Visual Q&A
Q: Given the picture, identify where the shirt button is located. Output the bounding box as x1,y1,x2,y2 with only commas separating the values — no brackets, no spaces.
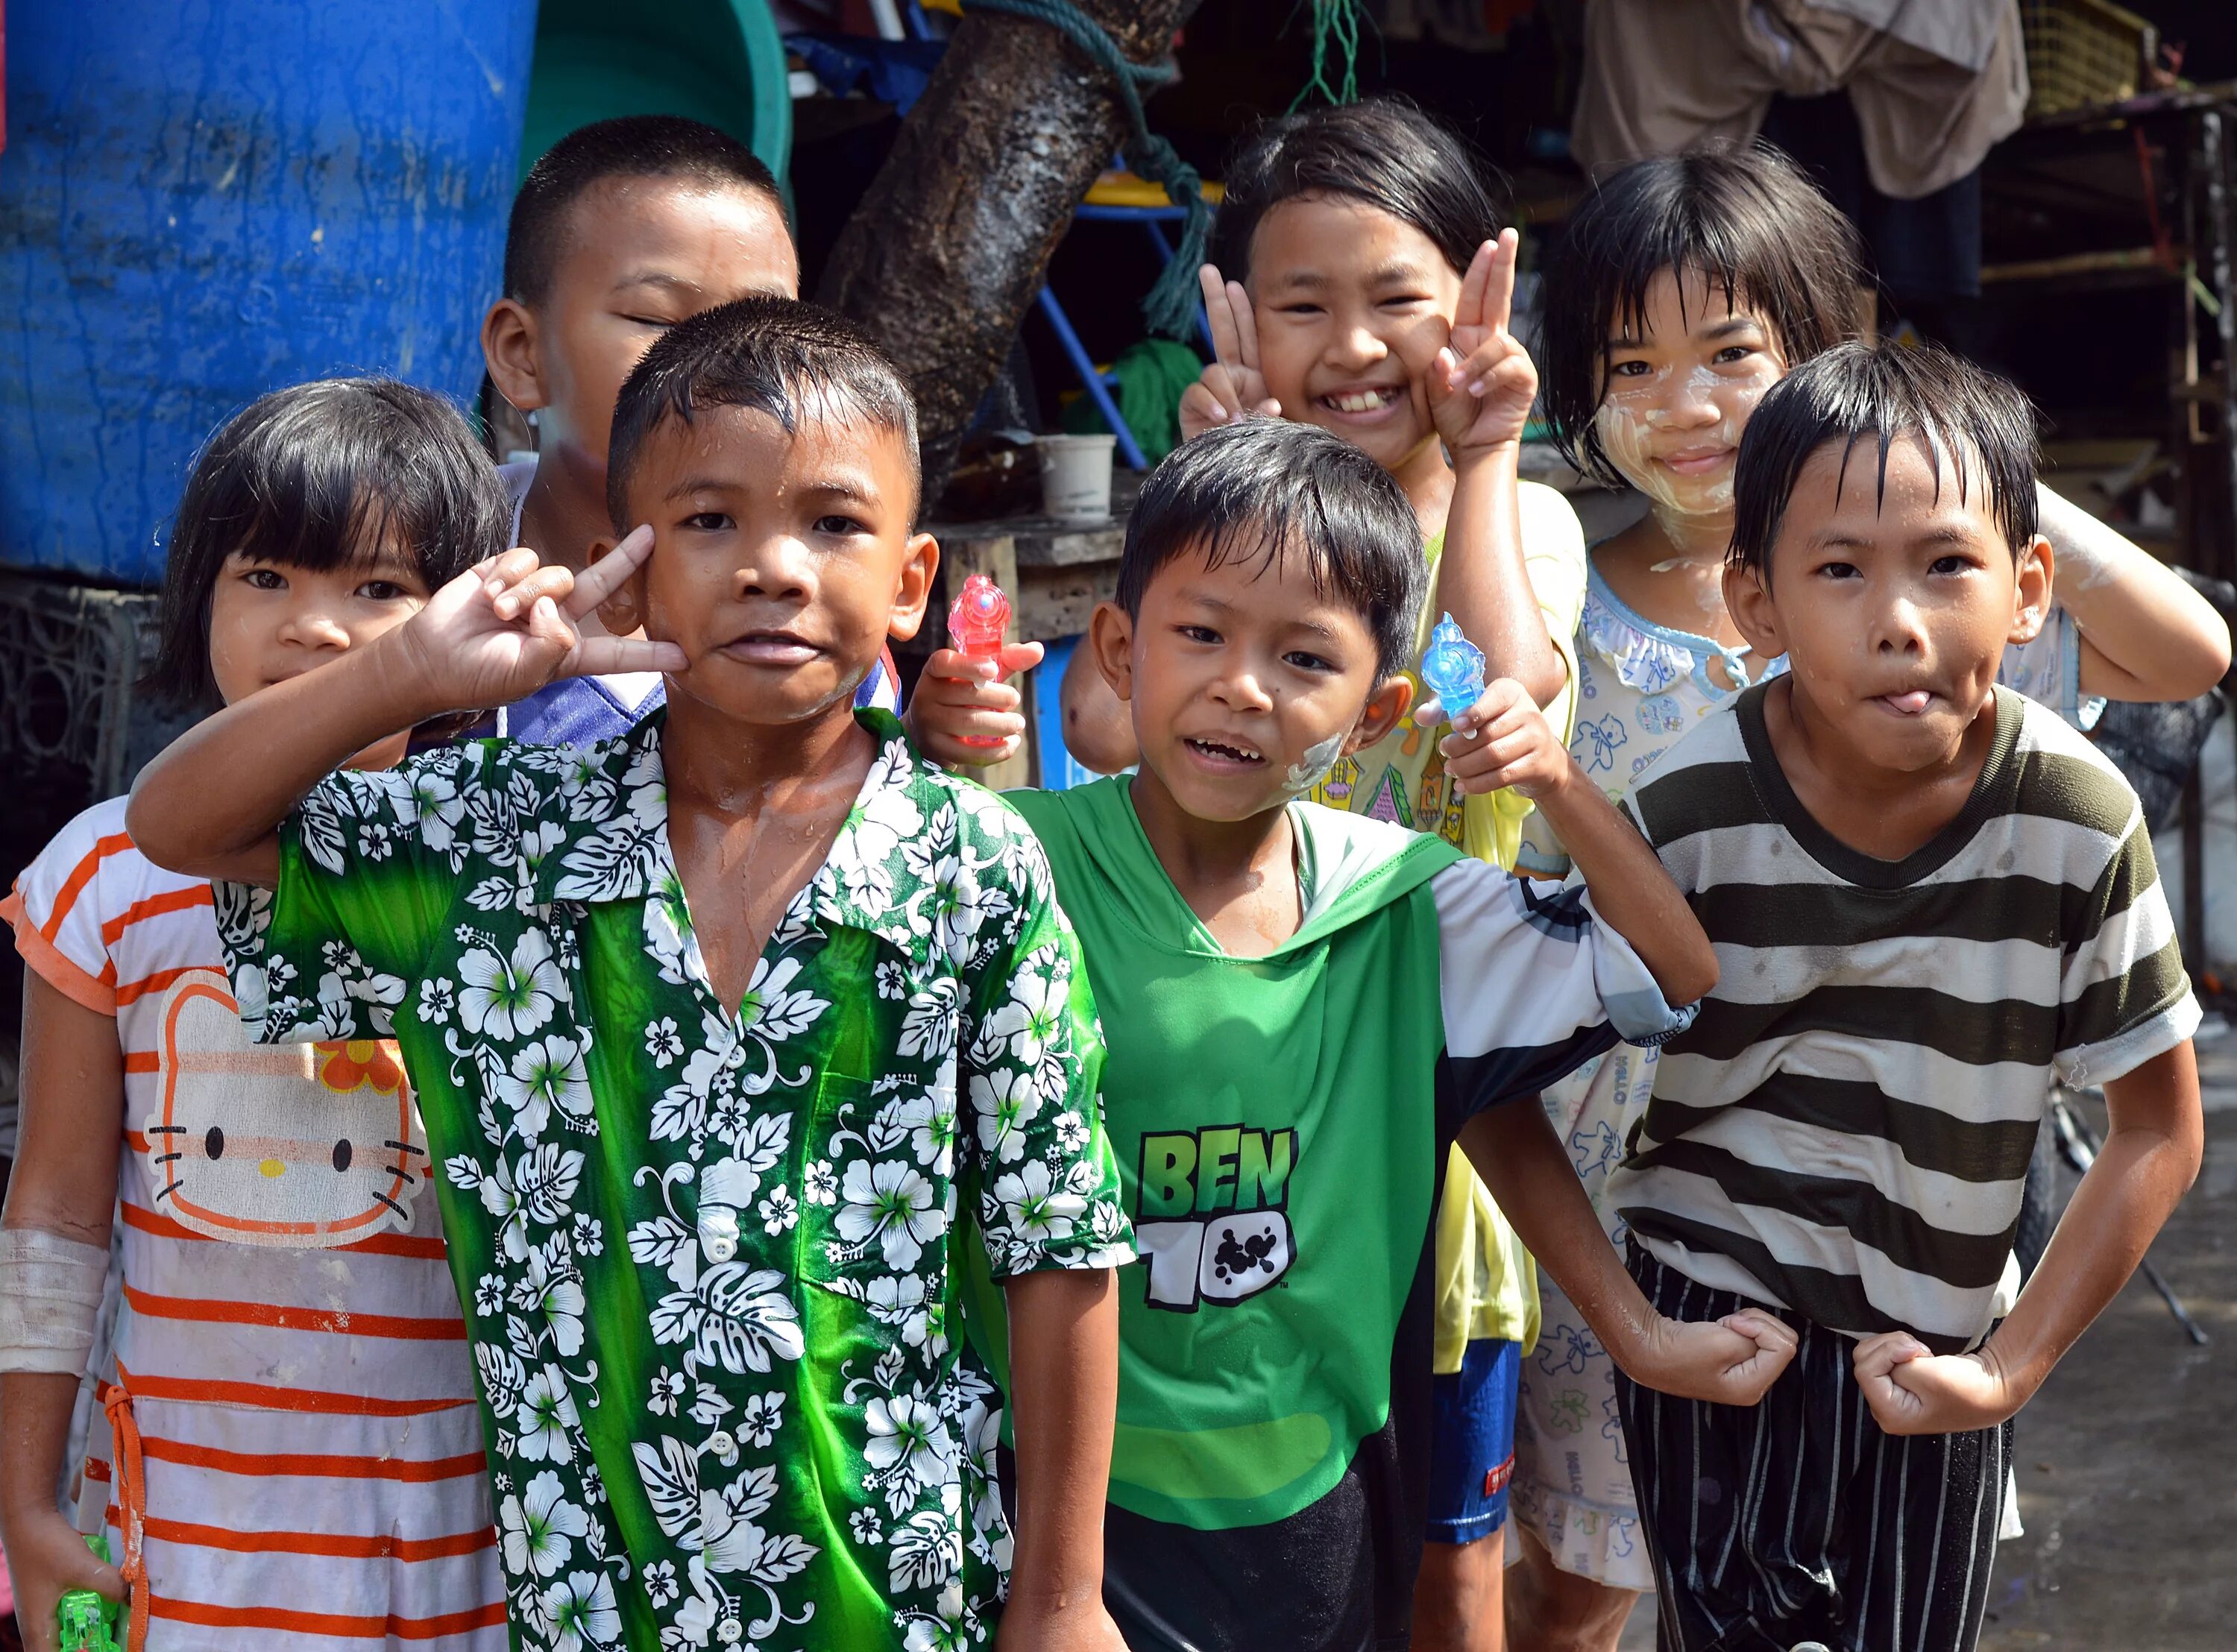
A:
705,1235,737,1262
717,1618,743,1644
707,1429,737,1457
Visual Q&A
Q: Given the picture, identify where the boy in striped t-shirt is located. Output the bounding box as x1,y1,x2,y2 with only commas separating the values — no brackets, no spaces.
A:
1601,343,2203,1652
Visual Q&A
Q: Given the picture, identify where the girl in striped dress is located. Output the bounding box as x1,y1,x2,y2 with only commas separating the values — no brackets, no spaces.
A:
1,381,512,1651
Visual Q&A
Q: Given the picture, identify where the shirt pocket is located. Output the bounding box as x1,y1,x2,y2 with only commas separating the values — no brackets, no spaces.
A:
796,1073,959,1371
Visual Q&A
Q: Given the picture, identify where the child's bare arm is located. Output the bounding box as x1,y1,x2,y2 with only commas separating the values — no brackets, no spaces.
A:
0,976,131,1644
1457,1102,1795,1404
1427,233,1567,708
1435,684,1716,1005
996,1267,1126,1652
1854,1041,2203,1434
129,534,680,886
2036,485,2231,702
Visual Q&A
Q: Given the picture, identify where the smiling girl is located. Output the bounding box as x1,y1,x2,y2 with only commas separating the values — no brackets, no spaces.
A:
1501,142,2232,1652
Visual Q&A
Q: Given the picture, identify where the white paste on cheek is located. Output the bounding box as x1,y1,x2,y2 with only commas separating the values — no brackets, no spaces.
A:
1280,730,1348,796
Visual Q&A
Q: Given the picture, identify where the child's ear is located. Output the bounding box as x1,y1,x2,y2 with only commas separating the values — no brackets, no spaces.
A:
588,537,646,636
1347,672,1415,754
481,298,548,414
886,532,940,643
2010,534,2054,646
1723,561,1784,664
1089,602,1136,702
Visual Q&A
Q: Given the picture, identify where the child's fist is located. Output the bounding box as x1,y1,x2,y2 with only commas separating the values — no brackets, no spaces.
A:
906,642,1045,768
1428,678,1574,799
1852,1331,2023,1435
1632,1307,1798,1407
4,1504,125,1652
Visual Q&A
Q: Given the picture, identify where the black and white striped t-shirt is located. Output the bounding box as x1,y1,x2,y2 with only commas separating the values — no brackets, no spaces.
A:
1607,684,2199,1353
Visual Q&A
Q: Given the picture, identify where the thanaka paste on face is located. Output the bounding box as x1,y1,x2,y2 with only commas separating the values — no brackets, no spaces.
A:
1280,730,1349,798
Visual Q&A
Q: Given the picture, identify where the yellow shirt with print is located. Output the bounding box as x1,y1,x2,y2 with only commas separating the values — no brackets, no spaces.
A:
1305,479,1587,1369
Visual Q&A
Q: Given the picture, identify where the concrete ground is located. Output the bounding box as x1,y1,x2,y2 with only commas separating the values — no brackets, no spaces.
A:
1615,1019,2237,1652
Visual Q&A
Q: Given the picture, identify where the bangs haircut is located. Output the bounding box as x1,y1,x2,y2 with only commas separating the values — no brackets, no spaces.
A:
1212,97,1504,281
1728,341,2041,582
503,115,786,306
1542,142,1868,486
1117,417,1425,680
144,377,508,710
606,297,921,529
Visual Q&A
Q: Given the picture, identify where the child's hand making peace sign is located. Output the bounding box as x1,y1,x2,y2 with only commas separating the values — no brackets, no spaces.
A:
1177,268,1283,441
1425,227,1538,460
392,526,687,716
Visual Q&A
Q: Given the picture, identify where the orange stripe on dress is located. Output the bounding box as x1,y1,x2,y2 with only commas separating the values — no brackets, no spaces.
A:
116,1198,449,1261
122,1281,464,1340
136,1436,486,1482
116,1361,474,1417
146,1595,509,1640
114,965,198,1007
105,1506,497,1562
100,884,214,945
40,832,136,940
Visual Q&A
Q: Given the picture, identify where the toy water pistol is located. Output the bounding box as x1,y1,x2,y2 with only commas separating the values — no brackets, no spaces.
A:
947,572,1015,748
1418,611,1487,720
57,1534,122,1652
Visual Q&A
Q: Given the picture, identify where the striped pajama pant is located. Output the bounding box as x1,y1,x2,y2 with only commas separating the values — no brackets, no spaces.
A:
1614,1246,2009,1652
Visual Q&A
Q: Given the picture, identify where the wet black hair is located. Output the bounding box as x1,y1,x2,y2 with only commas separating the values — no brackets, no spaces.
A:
1211,97,1504,281
1728,341,2041,582
143,377,509,711
1116,417,1426,679
503,116,788,306
606,297,921,529
1541,142,1868,487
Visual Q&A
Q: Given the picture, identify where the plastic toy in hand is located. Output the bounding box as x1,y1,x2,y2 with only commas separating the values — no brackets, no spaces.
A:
948,573,1016,748
57,1535,122,1652
1419,612,1487,719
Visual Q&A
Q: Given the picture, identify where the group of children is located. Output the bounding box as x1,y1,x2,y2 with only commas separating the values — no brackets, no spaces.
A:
0,95,2223,1652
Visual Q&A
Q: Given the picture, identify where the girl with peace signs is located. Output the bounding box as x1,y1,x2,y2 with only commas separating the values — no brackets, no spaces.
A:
911,97,1588,1652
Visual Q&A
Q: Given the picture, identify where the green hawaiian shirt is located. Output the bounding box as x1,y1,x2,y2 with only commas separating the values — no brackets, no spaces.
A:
215,708,1133,1652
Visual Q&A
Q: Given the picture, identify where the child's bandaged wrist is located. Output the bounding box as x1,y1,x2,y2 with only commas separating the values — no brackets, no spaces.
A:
0,1228,108,1375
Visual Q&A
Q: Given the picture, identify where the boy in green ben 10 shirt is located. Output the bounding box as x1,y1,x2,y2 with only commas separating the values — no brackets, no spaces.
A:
968,417,1798,1651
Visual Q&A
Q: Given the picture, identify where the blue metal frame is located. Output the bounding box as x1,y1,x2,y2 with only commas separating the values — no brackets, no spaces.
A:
1033,286,1149,470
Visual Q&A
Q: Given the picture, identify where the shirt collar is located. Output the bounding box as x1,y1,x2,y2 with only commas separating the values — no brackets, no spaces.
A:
531,705,953,968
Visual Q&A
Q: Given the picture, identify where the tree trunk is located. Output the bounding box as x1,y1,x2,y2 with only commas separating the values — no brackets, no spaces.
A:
816,0,1204,496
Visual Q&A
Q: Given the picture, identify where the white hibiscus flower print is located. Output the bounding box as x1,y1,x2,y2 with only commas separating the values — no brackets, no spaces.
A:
977,949,1067,1070
642,1558,679,1610
851,1507,884,1545
406,767,468,852
500,1470,590,1578
805,1159,839,1207
992,1161,1086,1244
500,1035,593,1139
1052,1110,1089,1155
418,977,456,1024
864,1395,956,1501
836,1159,948,1271
541,1569,621,1652
517,1365,581,1464
459,930,567,1040
892,1083,959,1174
519,1239,587,1356
647,1367,686,1418
969,1069,1042,1165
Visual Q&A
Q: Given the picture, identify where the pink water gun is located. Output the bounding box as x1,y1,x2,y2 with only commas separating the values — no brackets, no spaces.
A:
948,573,1014,749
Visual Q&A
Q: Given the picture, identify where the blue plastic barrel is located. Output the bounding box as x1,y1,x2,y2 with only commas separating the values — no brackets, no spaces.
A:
0,1,539,587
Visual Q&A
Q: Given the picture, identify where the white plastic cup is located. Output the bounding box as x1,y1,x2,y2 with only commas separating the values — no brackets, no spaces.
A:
1035,433,1117,523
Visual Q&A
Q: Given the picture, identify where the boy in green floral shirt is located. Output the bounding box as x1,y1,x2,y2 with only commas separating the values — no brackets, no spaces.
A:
128,300,1136,1652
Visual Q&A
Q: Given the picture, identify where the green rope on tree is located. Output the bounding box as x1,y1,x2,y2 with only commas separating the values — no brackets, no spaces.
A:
1290,0,1362,109
960,0,1212,339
